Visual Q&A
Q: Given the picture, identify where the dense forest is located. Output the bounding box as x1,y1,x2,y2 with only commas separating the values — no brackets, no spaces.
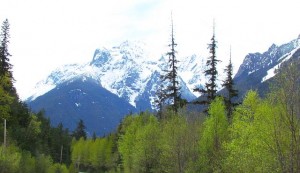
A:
1,17,300,173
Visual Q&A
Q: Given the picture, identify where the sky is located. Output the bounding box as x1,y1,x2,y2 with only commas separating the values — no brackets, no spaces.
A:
1,0,300,100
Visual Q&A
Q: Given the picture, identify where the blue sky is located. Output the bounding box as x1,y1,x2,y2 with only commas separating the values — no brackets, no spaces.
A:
1,0,300,99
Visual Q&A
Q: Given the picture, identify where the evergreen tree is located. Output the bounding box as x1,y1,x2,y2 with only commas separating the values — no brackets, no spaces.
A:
161,14,181,113
73,119,87,140
194,22,220,111
0,19,14,120
0,19,12,77
0,19,16,99
222,48,238,123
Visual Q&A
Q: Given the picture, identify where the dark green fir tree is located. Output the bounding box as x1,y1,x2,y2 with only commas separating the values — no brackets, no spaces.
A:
161,13,181,113
0,19,14,120
0,19,12,77
222,48,238,123
194,21,220,111
73,119,87,140
0,19,15,96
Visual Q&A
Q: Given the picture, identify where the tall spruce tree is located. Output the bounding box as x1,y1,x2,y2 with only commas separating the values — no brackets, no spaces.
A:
0,19,15,97
73,119,87,140
0,19,12,78
222,48,238,123
194,22,220,110
0,19,14,120
161,14,181,113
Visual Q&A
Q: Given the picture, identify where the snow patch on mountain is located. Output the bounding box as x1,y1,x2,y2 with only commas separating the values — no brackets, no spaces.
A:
27,82,56,101
262,68,276,83
178,54,206,97
261,43,300,82
27,40,205,109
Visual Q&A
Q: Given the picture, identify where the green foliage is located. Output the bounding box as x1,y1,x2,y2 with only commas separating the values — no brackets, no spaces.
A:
268,59,300,172
71,137,86,171
49,163,69,173
71,134,118,173
26,115,42,144
0,144,71,173
0,145,21,173
222,90,295,172
117,111,202,173
35,154,54,173
223,91,268,172
198,97,228,172
118,112,160,173
132,119,161,172
19,151,36,173
0,75,13,120
160,115,200,173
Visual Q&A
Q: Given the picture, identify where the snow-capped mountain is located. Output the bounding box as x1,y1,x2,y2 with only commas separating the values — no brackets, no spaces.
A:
233,36,300,97
27,40,206,135
235,37,300,80
28,40,205,110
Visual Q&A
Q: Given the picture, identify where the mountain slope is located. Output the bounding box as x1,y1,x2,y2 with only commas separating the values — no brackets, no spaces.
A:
27,41,206,135
28,77,136,136
233,36,300,97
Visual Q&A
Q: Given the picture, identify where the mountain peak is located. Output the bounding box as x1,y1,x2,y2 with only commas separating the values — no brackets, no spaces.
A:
91,48,111,66
235,37,300,78
118,40,145,49
268,43,277,52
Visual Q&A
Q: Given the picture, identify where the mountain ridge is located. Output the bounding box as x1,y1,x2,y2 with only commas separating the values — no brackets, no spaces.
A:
233,37,300,99
27,40,205,110
235,37,300,79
